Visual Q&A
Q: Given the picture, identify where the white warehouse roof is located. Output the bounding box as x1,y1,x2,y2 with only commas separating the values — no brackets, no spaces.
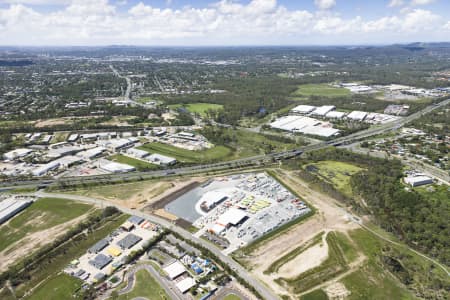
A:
163,261,186,279
77,147,105,159
99,161,135,173
311,105,335,116
176,277,196,293
3,148,33,160
291,105,316,114
126,148,149,158
146,153,176,165
325,111,346,119
270,116,340,137
32,161,60,176
217,208,247,226
404,175,433,187
199,191,229,209
347,111,368,121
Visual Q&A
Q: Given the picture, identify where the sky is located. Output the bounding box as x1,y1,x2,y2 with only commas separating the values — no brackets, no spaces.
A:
0,0,450,46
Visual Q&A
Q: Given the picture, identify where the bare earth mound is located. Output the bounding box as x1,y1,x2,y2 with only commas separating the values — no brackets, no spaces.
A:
278,233,329,279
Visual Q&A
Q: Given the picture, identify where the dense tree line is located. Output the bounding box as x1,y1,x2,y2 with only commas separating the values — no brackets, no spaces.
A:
292,148,449,266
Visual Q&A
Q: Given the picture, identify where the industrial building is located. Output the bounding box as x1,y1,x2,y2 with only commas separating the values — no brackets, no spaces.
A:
199,191,229,212
76,147,105,160
346,111,367,121
89,254,112,270
291,105,316,114
32,161,60,176
146,153,177,166
128,215,145,225
163,261,187,279
270,115,340,137
88,239,109,254
97,137,138,152
3,148,33,161
125,148,149,159
99,161,136,173
311,105,336,116
404,175,433,187
176,277,196,293
0,197,34,224
325,111,346,119
47,145,84,159
117,233,142,250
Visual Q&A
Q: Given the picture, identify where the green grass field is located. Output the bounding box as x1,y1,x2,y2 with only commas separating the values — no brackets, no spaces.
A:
294,83,351,97
109,154,160,171
223,294,242,300
292,83,350,100
341,229,415,300
139,142,232,163
300,289,329,300
169,103,223,117
117,269,169,300
27,273,83,300
63,179,173,202
304,161,364,196
0,198,93,252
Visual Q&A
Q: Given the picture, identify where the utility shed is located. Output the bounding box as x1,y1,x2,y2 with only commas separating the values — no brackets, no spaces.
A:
117,233,142,250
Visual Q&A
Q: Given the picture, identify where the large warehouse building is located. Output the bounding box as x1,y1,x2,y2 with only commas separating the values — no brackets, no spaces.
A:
0,197,34,224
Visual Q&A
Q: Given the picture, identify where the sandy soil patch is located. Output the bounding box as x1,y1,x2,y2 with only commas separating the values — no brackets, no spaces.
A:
0,210,94,271
324,282,351,299
153,209,178,221
242,169,360,297
278,233,329,279
35,118,67,128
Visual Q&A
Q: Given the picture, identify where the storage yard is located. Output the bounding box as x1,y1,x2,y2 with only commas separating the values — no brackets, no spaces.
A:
166,173,311,253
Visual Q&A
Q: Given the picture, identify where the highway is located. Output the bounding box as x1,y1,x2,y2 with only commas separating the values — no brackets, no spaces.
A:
1,98,448,191
35,191,280,300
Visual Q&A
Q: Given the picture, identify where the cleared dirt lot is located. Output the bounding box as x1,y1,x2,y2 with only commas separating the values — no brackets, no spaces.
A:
69,178,201,210
277,232,329,279
0,211,93,271
240,169,360,297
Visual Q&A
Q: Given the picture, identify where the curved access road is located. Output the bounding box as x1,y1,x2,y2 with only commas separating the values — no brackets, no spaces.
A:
35,191,280,300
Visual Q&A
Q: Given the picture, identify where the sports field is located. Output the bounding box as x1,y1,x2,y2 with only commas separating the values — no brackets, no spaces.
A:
292,83,350,100
139,142,232,163
169,103,223,117
0,198,93,252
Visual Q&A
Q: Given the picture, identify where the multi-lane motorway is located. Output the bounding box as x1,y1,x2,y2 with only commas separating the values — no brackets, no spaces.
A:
5,98,446,300
2,98,448,191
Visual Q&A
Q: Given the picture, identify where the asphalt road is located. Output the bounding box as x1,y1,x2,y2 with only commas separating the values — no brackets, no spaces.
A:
34,191,280,300
1,98,448,191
